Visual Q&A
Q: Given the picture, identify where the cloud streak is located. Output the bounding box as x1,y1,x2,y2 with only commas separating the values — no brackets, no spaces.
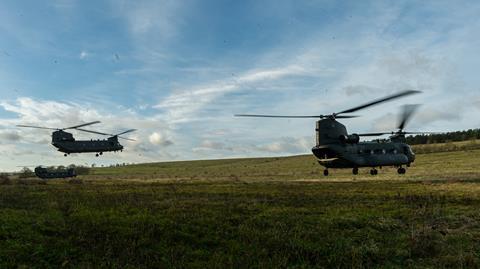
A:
154,65,308,123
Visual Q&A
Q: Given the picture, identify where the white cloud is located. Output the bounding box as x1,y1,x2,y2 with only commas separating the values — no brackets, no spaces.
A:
154,65,308,124
79,51,89,59
149,131,173,146
111,0,184,40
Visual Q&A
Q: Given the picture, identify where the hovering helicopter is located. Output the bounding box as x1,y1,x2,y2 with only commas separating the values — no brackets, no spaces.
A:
17,121,136,157
236,90,427,176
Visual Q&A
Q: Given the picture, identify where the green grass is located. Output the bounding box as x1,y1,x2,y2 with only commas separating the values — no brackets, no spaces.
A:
91,145,480,182
1,146,480,268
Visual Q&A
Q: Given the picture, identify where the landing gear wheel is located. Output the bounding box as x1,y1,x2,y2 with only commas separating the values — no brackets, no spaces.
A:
370,169,378,176
397,167,406,174
323,169,329,176
96,153,99,157
352,168,359,175
64,153,67,157
100,152,103,155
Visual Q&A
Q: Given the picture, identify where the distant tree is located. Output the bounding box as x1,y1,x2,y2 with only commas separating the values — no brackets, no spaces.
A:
75,166,90,175
67,164,90,175
19,167,35,178
406,129,480,145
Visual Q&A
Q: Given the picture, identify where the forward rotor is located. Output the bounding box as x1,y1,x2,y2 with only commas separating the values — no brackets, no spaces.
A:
17,121,101,131
235,90,421,120
76,128,137,141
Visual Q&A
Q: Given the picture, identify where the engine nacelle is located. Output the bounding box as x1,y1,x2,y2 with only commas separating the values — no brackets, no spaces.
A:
339,134,360,144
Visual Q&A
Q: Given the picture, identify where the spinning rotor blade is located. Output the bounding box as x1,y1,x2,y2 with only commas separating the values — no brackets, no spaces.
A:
76,128,137,141
235,114,324,118
235,90,420,120
357,132,392,137
399,131,439,135
116,129,137,136
234,114,359,119
63,121,101,130
358,131,439,137
398,104,420,131
75,128,110,136
116,129,137,141
118,136,136,141
336,90,421,116
16,125,59,130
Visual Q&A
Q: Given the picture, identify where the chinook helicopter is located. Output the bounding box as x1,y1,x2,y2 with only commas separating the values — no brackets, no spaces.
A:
17,165,76,179
34,166,76,179
17,121,136,157
236,90,426,176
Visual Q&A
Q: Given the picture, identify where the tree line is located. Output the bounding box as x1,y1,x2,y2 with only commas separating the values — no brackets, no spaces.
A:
18,164,90,178
406,129,480,145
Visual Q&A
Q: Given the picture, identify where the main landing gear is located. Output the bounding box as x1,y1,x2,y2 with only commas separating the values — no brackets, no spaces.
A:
397,167,406,174
95,152,103,157
64,153,70,157
352,168,359,175
323,169,329,176
370,168,378,176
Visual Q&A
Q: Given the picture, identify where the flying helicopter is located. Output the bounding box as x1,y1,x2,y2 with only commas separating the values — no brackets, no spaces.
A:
236,90,426,176
17,121,136,157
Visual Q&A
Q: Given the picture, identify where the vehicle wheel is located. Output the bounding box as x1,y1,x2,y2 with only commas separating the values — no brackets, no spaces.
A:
96,153,99,157
370,169,375,176
323,169,329,176
64,154,67,157
352,168,358,175
100,152,103,155
397,167,406,174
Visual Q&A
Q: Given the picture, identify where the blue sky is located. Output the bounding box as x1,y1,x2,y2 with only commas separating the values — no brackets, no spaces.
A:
0,0,479,171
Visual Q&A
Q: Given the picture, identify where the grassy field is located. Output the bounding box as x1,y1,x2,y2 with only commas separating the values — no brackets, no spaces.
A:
1,145,480,268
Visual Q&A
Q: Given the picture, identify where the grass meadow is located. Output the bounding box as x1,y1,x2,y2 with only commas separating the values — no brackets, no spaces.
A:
1,142,480,268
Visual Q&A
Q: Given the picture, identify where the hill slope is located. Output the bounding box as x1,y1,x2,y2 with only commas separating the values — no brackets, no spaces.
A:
91,147,480,182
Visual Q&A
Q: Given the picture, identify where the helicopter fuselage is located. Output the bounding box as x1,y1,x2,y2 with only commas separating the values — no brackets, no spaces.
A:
312,141,414,168
312,119,415,169
51,130,123,154
35,166,76,179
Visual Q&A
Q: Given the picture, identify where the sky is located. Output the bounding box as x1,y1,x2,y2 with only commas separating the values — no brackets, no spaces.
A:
0,0,479,172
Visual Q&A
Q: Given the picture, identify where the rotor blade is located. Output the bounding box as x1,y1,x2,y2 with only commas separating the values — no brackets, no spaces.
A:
77,128,137,140
336,90,421,115
398,104,420,130
16,125,59,130
118,136,136,141
400,131,440,135
235,114,324,118
75,128,111,136
116,129,137,136
335,115,359,119
357,132,392,137
64,121,101,130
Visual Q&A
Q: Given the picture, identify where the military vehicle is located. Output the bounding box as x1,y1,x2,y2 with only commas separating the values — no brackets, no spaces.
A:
17,121,136,157
34,166,76,179
236,90,427,176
